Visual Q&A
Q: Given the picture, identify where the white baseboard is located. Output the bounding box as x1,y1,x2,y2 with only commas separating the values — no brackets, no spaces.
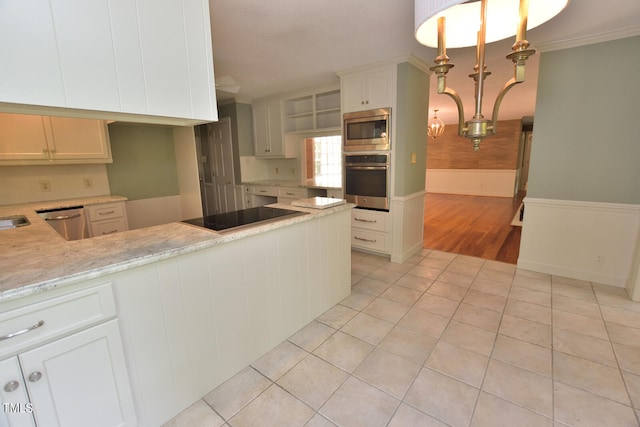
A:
518,198,640,287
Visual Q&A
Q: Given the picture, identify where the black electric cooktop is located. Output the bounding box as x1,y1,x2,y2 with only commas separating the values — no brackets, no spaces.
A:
182,206,307,233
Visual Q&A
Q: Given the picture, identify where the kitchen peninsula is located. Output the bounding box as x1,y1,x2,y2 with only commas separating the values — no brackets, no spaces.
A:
0,200,352,427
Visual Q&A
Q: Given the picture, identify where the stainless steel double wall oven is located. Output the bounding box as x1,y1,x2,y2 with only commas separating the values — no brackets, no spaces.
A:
343,108,391,211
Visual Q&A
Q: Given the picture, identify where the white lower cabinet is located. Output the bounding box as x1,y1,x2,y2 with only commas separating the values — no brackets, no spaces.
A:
0,358,34,427
0,284,136,427
276,186,325,205
351,208,390,254
21,321,134,427
243,184,326,207
85,202,129,237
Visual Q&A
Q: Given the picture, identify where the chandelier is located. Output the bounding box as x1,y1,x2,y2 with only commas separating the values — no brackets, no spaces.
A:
428,109,445,139
415,0,569,151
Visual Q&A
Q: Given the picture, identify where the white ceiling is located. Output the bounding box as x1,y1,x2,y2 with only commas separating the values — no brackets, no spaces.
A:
209,0,640,125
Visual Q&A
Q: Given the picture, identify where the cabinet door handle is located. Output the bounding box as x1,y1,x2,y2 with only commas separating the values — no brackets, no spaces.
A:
355,236,377,243
354,217,377,223
44,213,81,221
0,320,45,341
28,372,42,383
4,381,20,392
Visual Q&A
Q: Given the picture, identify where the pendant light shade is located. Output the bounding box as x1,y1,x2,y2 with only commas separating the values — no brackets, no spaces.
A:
415,0,568,150
428,109,445,139
415,0,569,48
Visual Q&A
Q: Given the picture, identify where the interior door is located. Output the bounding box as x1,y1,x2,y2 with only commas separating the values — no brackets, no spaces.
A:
208,117,237,214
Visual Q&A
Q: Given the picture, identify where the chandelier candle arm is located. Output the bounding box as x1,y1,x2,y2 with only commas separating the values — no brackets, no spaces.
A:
474,0,488,120
418,0,567,150
490,0,537,133
431,16,466,135
515,0,530,50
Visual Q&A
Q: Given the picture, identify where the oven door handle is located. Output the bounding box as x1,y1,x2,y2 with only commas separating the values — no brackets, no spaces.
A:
345,166,388,170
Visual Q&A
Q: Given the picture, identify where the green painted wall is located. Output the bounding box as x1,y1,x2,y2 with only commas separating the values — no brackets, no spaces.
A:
394,62,429,197
527,36,640,204
106,123,179,200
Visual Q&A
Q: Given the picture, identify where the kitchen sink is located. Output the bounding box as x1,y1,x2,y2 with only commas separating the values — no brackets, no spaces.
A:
0,215,31,230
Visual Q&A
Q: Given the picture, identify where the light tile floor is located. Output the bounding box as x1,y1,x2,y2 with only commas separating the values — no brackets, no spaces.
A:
163,249,640,427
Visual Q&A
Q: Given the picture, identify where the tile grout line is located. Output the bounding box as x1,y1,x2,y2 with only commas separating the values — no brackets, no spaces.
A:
592,281,640,426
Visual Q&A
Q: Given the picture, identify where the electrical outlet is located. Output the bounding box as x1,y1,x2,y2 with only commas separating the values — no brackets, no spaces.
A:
595,255,604,265
410,152,417,164
83,177,94,189
39,180,52,192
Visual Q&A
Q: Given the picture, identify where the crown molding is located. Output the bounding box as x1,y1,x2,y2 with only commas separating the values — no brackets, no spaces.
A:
536,25,640,52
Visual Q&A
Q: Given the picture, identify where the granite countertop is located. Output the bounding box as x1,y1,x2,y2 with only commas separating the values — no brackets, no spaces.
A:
0,200,353,303
1,195,129,212
243,178,342,190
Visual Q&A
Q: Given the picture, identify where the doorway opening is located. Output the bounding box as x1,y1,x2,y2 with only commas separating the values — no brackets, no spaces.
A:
423,118,533,264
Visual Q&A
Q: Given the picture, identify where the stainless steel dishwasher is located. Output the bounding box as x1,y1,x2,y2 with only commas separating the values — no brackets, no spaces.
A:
37,206,89,241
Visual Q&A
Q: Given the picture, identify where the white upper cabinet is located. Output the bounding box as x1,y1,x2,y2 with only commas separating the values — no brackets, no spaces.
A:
253,97,287,158
282,84,341,133
0,114,112,165
47,117,111,161
341,67,394,113
0,0,217,125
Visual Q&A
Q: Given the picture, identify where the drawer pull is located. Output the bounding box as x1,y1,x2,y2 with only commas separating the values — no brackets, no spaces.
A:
28,372,42,383
4,381,20,392
101,229,119,235
355,236,377,243
285,192,296,196
0,320,45,342
354,217,377,223
98,210,116,216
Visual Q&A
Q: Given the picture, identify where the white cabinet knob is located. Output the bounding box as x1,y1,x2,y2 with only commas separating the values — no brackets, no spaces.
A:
28,372,42,383
4,381,19,392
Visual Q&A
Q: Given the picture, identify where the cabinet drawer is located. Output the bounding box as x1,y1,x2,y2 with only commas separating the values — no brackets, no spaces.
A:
90,217,129,237
85,202,125,221
0,284,116,358
277,187,306,199
248,186,277,197
351,229,389,253
351,209,389,232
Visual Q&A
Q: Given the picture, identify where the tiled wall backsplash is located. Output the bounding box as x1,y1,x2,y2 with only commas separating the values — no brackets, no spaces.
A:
0,164,111,206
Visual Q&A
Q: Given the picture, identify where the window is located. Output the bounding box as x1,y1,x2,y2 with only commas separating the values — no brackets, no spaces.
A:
304,135,342,187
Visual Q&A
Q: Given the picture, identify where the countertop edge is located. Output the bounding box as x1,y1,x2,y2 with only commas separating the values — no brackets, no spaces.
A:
0,203,354,303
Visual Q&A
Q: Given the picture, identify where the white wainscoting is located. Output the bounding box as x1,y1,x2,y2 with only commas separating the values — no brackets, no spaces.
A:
391,190,426,263
426,169,516,197
518,197,640,288
112,209,351,426
125,195,184,229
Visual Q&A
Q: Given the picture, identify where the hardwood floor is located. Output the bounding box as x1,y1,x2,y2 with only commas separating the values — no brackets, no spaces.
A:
423,192,525,264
